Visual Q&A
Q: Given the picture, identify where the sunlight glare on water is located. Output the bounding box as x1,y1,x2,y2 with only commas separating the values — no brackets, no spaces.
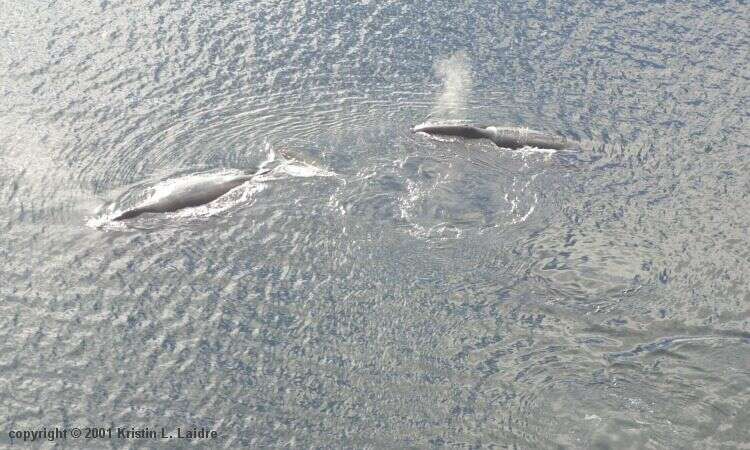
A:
1,0,748,447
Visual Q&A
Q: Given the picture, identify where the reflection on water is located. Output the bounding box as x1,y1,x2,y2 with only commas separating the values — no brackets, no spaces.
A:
1,0,748,447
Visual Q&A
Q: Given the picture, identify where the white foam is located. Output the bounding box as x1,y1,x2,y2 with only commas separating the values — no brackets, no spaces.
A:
513,146,558,157
512,192,538,224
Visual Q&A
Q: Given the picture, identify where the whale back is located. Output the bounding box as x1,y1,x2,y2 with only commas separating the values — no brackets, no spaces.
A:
413,124,494,140
486,127,572,150
414,123,575,150
151,175,252,212
112,171,262,221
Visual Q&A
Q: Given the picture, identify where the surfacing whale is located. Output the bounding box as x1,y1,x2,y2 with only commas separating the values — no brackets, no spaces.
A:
413,123,575,150
112,169,269,221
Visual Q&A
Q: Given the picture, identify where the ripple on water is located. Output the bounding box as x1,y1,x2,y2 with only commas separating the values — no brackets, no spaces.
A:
3,0,749,447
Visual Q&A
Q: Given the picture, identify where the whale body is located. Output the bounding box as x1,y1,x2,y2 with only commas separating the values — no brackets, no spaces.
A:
413,123,575,150
112,169,269,221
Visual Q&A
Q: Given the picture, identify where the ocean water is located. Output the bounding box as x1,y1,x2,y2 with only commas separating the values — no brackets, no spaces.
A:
1,0,748,448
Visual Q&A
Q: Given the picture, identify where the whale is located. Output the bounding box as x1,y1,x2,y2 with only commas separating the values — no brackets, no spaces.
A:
413,123,575,150
111,169,270,221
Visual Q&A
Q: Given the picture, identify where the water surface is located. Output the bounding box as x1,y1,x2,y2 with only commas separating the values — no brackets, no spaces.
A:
1,0,748,448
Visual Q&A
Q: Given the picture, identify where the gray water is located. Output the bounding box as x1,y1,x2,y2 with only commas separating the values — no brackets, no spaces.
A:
1,0,749,448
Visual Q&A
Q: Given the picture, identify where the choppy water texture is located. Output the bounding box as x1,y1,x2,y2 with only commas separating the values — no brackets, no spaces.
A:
1,0,749,448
